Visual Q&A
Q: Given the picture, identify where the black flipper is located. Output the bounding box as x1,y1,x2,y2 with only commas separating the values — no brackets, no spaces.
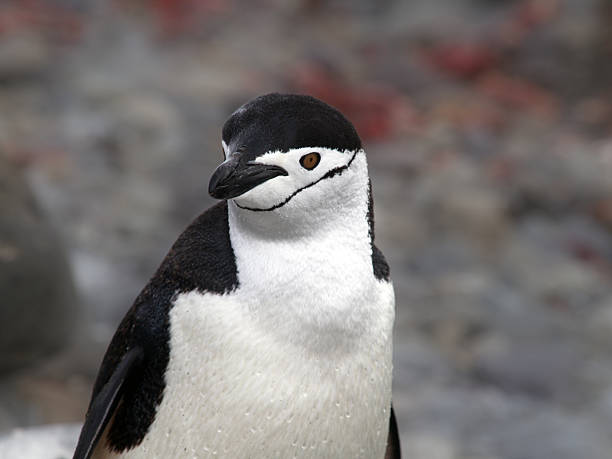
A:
385,405,401,459
72,346,144,459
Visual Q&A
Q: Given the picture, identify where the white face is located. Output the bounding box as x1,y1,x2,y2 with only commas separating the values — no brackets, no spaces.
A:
225,143,361,212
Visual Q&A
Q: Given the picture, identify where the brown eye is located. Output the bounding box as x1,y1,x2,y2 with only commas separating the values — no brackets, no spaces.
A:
299,152,321,170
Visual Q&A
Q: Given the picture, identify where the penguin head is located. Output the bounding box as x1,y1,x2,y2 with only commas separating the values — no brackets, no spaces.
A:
208,94,365,213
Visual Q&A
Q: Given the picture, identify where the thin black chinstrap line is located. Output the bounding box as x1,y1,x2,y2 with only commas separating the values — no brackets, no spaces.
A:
234,150,360,212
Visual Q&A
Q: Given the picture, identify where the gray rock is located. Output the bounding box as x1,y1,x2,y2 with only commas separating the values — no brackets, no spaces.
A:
471,336,587,402
588,297,612,346
0,35,50,82
0,157,77,372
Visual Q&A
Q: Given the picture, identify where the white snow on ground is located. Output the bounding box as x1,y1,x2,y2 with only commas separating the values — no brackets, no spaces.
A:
0,424,80,459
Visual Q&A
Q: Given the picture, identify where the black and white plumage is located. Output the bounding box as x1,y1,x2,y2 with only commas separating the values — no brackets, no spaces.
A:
74,93,400,459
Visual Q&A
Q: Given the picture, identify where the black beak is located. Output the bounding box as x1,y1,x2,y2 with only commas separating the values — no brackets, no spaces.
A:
208,157,288,200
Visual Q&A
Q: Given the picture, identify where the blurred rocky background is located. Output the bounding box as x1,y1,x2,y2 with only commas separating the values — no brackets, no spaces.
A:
0,0,611,458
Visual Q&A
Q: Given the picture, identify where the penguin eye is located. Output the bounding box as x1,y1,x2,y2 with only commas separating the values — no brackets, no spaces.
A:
299,152,321,170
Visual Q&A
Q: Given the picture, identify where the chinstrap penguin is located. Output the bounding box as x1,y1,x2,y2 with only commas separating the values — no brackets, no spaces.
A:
73,93,400,459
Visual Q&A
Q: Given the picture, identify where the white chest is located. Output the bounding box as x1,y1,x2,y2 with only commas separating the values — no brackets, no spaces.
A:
106,280,393,459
